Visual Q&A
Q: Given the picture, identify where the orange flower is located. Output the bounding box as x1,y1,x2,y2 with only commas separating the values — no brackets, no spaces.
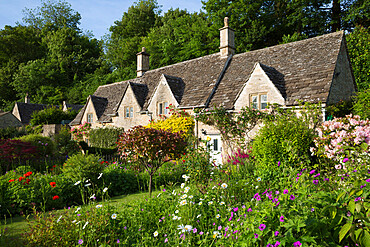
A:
49,182,56,188
53,195,59,200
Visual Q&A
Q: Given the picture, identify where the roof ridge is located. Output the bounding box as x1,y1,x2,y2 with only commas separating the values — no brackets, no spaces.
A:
233,31,344,59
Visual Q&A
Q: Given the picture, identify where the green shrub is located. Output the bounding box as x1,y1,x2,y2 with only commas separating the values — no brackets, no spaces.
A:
17,134,55,156
252,109,315,178
0,126,28,139
88,127,124,148
353,89,370,120
53,126,80,156
30,106,78,126
61,153,105,184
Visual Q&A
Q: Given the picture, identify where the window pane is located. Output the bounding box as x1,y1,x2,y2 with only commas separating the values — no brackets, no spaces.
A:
260,94,267,110
126,107,129,117
213,138,218,151
87,114,92,123
251,95,258,109
159,103,163,115
130,107,133,118
164,102,168,114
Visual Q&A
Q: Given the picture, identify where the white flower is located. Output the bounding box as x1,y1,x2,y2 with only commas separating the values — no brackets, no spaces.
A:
198,201,203,205
103,187,108,193
84,183,91,187
85,180,89,183
220,201,225,205
216,214,220,219
182,174,190,181
157,193,161,197
74,181,81,186
96,204,102,208
177,224,185,231
180,194,188,199
97,173,103,179
189,195,193,199
180,200,187,206
221,183,228,189
72,220,76,223
184,187,190,193
181,183,185,189
213,231,221,238
208,201,213,205
183,225,193,232
75,207,81,213
153,231,158,237
175,210,179,214
89,194,95,199
197,214,201,218
82,221,89,229
257,177,262,182
173,215,178,220
111,213,117,219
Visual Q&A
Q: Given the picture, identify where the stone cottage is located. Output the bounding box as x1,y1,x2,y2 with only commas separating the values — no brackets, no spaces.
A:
70,18,357,163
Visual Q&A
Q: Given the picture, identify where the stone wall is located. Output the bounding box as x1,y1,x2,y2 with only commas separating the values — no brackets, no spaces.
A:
42,124,64,137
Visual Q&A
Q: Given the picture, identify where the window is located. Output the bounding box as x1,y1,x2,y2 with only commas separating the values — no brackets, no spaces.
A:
87,114,93,123
125,107,133,118
250,93,268,110
158,102,169,115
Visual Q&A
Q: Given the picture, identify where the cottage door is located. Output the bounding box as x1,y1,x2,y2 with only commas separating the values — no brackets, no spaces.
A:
207,134,223,166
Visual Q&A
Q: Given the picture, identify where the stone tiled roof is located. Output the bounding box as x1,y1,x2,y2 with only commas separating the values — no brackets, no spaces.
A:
210,31,345,107
65,103,84,112
14,102,55,124
71,31,347,125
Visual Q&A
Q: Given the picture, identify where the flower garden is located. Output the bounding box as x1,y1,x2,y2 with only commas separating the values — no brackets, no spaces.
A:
0,106,369,246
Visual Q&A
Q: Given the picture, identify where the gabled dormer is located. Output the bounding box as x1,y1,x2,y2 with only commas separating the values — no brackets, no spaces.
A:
234,62,285,111
147,74,185,117
81,95,107,126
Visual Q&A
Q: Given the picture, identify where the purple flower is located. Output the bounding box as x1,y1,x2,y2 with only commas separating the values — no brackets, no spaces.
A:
278,161,281,166
311,208,315,212
254,233,259,239
354,197,361,202
274,231,279,236
309,169,315,175
274,241,281,247
279,216,284,222
234,207,239,212
293,241,302,247
193,228,197,233
247,208,252,212
218,225,222,230
164,238,168,243
259,224,266,231
78,239,83,245
199,232,204,235
347,211,351,217
290,194,296,200
117,239,120,243
313,180,319,185
283,189,288,194
314,173,320,177
343,157,349,163
366,179,370,183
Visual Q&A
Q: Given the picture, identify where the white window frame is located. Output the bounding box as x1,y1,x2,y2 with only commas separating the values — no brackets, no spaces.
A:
158,102,168,115
250,93,268,110
87,113,93,123
125,106,133,118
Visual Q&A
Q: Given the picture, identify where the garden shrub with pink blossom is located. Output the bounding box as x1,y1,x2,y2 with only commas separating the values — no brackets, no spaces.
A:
312,115,370,162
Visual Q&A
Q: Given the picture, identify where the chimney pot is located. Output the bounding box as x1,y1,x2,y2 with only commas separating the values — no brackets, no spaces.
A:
137,47,150,77
219,17,235,58
25,93,30,104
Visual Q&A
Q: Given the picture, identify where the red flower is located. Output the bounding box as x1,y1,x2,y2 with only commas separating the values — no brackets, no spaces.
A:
49,182,56,188
23,179,31,185
53,165,56,168
9,179,14,183
24,171,32,177
53,195,59,200
18,177,24,181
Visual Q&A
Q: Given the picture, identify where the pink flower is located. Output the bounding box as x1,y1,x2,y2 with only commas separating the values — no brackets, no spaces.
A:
279,216,284,222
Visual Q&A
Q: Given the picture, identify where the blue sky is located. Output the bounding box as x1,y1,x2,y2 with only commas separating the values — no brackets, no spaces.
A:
0,0,204,39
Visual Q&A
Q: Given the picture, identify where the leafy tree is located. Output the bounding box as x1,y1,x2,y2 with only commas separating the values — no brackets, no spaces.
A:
29,106,78,126
346,26,370,91
22,0,81,31
141,9,218,69
117,126,187,196
105,0,160,80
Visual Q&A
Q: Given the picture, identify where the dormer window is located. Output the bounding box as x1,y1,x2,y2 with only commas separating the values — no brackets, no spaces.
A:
250,93,268,110
125,107,133,118
158,102,168,115
87,113,93,123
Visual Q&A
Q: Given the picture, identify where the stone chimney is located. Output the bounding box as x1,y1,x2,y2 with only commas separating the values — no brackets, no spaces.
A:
136,47,150,77
219,17,235,58
25,93,30,104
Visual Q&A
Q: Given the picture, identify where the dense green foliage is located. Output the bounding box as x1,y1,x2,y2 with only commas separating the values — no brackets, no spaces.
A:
16,134,55,156
0,126,28,139
53,126,80,156
29,106,77,126
88,127,124,148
